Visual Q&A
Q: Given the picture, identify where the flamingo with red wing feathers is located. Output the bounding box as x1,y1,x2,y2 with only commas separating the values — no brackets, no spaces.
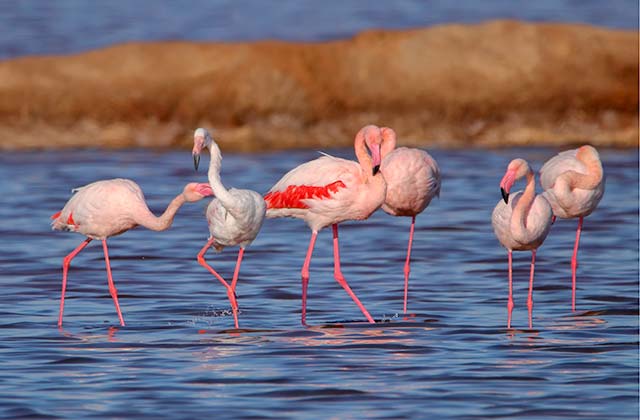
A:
264,125,387,325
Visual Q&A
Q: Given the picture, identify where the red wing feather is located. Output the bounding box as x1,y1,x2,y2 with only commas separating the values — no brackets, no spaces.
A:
265,181,345,209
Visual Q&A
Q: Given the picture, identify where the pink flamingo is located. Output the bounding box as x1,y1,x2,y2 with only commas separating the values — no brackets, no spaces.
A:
492,159,553,329
192,128,266,329
264,125,387,325
52,179,213,327
539,145,605,311
379,127,441,314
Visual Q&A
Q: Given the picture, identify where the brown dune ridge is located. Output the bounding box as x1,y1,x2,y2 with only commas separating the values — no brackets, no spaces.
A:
0,19,637,151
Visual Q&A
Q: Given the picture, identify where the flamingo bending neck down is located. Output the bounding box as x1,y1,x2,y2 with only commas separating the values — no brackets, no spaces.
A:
492,159,552,329
52,179,213,327
192,128,266,329
264,125,387,325
379,127,441,314
539,145,604,311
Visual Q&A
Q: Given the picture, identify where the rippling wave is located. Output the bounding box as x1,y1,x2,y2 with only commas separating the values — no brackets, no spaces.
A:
0,147,637,418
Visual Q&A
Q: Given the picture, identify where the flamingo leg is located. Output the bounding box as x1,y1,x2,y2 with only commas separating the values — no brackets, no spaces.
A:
571,216,583,312
332,224,375,323
507,250,514,329
403,215,416,314
197,239,239,328
102,239,125,326
300,231,318,326
527,250,536,329
58,238,92,327
230,247,245,292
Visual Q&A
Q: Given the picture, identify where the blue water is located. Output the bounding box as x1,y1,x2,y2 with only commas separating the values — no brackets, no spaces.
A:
0,147,637,418
0,0,638,59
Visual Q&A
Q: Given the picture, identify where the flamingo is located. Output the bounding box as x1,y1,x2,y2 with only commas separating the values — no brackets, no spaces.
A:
51,179,214,327
492,159,553,329
539,145,605,311
264,125,387,325
192,128,266,329
379,127,441,314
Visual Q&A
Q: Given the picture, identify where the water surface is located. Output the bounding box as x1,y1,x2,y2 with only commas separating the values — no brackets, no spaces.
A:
0,147,637,418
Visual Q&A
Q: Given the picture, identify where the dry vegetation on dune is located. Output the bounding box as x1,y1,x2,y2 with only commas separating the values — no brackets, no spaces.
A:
0,20,637,151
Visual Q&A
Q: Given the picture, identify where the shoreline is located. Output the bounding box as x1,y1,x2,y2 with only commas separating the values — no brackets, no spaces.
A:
0,20,637,151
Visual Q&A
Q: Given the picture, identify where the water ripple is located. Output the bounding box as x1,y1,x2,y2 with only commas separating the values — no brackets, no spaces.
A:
0,147,637,419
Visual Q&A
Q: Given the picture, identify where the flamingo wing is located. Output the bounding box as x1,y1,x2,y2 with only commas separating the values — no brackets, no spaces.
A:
265,156,358,209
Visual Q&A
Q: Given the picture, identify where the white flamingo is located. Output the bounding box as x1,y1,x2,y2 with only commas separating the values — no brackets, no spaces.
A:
52,179,213,326
379,127,441,314
192,128,266,329
539,145,605,311
492,159,553,328
264,125,387,325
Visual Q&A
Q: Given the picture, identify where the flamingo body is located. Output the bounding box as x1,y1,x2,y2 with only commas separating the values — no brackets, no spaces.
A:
492,191,553,252
540,146,604,219
265,156,385,231
206,188,266,252
53,179,152,239
381,147,440,217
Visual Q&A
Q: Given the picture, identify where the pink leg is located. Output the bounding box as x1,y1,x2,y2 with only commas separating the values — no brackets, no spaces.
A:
527,250,536,329
300,231,318,326
332,224,375,323
230,247,245,292
58,238,92,327
403,216,416,314
571,216,583,312
197,239,239,328
507,250,514,329
102,240,125,326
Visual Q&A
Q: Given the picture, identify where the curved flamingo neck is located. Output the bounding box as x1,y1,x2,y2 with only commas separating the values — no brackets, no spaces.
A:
565,152,603,190
135,193,188,232
511,170,536,241
207,141,232,201
206,140,243,218
354,131,373,176
381,130,397,158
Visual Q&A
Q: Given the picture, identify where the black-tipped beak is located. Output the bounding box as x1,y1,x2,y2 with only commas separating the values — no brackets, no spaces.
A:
501,187,509,204
373,165,380,176
193,154,200,171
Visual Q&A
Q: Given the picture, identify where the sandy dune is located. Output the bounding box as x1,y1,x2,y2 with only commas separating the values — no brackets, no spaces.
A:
0,20,637,151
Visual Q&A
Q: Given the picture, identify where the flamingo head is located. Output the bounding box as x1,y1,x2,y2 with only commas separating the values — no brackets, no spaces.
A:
499,158,530,204
192,127,213,171
361,125,383,175
183,182,214,202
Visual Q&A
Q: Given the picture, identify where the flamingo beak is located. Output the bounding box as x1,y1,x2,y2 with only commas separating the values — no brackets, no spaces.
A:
192,135,205,171
193,154,200,171
499,169,516,204
501,187,509,204
370,144,382,176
